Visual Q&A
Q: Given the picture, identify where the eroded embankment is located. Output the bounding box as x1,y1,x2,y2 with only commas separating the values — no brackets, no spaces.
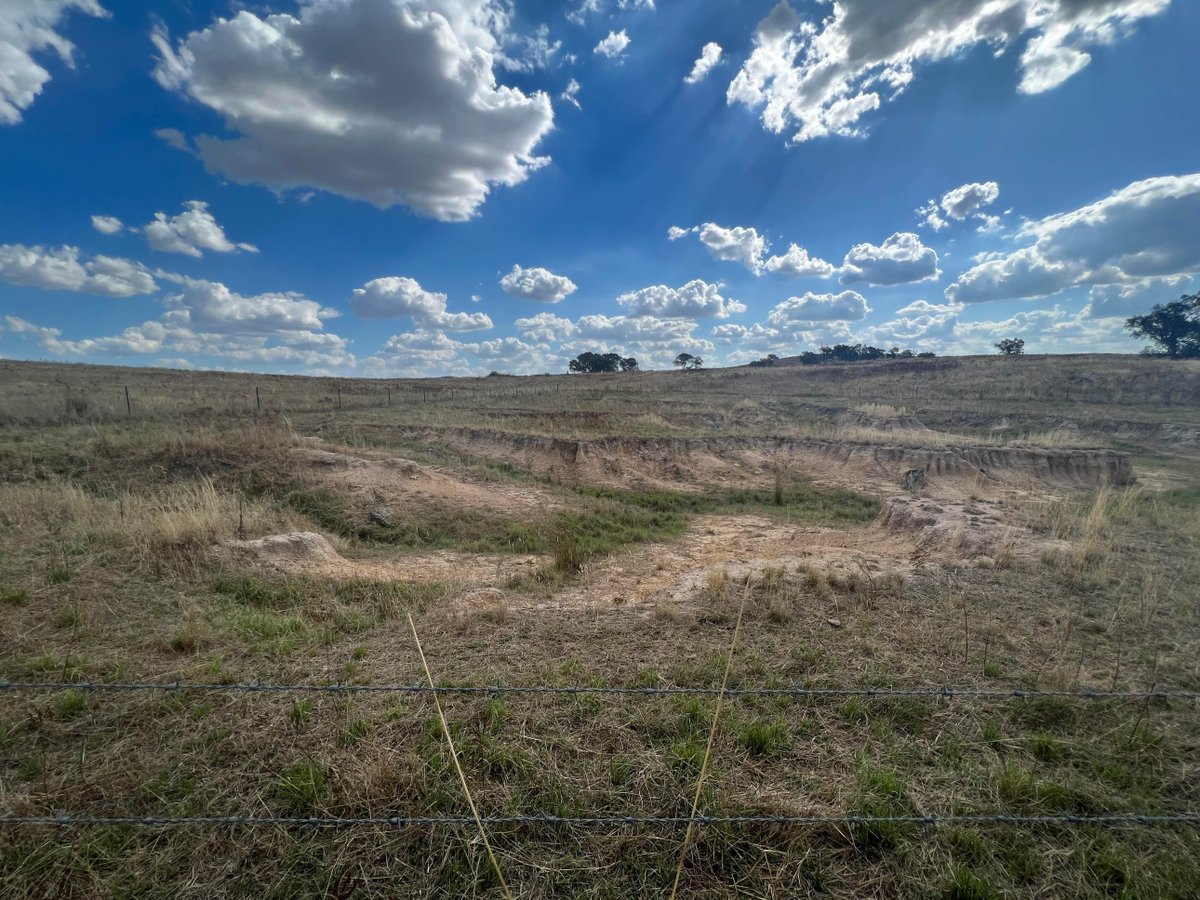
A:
361,426,1134,495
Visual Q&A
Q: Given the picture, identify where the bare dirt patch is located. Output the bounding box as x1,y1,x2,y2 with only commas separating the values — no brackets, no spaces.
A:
222,530,544,586
291,446,557,516
541,514,917,610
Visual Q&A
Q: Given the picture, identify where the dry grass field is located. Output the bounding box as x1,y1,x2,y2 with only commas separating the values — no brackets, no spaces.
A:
2,353,1200,898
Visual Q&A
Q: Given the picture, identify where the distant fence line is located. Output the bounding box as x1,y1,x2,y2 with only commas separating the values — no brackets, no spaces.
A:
2,678,1197,836
3,813,1198,830
1,680,1196,701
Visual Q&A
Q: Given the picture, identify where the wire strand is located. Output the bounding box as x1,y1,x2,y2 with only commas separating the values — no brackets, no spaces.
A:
1,681,1194,701
1,813,1197,829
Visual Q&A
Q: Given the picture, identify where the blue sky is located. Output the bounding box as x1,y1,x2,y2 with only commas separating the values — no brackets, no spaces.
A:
2,0,1199,375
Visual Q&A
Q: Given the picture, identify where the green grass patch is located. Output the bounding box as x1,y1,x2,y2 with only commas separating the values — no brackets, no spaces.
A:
283,478,878,582
274,760,328,814
0,587,29,606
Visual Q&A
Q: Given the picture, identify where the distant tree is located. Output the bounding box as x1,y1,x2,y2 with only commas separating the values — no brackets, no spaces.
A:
995,338,1025,356
748,353,779,368
1125,293,1200,359
916,351,937,359
568,352,638,374
674,353,703,370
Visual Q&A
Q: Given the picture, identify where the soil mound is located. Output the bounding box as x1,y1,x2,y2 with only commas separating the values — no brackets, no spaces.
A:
289,446,556,516
221,531,545,585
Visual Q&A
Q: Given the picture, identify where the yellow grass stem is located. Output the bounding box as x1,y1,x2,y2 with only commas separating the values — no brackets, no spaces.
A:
669,581,750,900
407,612,512,900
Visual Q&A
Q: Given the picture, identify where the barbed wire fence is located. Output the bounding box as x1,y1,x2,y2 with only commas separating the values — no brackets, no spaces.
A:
1,678,1198,832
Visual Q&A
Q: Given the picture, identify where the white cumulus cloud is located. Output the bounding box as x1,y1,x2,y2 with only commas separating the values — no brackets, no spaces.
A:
142,201,256,257
515,311,577,342
91,214,123,235
766,291,871,327
499,264,578,303
764,243,837,278
151,0,555,222
946,173,1200,304
684,42,722,84
0,0,107,125
594,29,630,59
727,0,1170,144
616,279,745,319
841,232,940,286
350,276,493,331
917,181,1001,230
163,277,337,334
0,243,157,297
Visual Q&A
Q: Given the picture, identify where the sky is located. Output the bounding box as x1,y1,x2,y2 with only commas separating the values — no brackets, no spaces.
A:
1,0,1199,376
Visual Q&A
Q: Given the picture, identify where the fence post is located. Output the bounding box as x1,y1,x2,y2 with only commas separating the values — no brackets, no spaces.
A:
387,386,391,407
337,386,342,410
256,385,262,413
124,385,131,417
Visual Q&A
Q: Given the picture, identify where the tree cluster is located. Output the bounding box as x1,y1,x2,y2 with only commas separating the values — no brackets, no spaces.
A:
748,354,780,367
995,338,1025,356
673,353,704,370
567,352,639,374
796,344,933,365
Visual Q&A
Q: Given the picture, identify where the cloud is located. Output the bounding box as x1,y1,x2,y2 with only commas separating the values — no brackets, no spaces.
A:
373,328,554,376
671,223,834,279
5,282,355,367
142,201,257,257
684,42,722,84
153,127,189,152
515,311,576,341
151,0,554,222
841,232,940,286
566,0,603,26
727,0,1170,144
946,173,1200,303
764,243,837,278
0,243,157,297
594,29,630,59
0,1,107,125
668,223,767,274
766,291,871,327
895,299,962,316
560,78,581,109
514,24,560,70
917,181,1000,230
349,276,493,331
91,214,123,235
1084,275,1193,319
163,277,337,334
499,264,578,303
616,279,745,318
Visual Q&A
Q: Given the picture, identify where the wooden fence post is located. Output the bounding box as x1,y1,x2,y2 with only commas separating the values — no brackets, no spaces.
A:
124,385,131,416
256,385,262,413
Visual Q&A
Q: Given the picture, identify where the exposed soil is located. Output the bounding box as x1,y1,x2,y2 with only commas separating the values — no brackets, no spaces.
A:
252,432,1121,604
221,530,545,585
291,445,558,515
359,426,1135,496
541,514,918,611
